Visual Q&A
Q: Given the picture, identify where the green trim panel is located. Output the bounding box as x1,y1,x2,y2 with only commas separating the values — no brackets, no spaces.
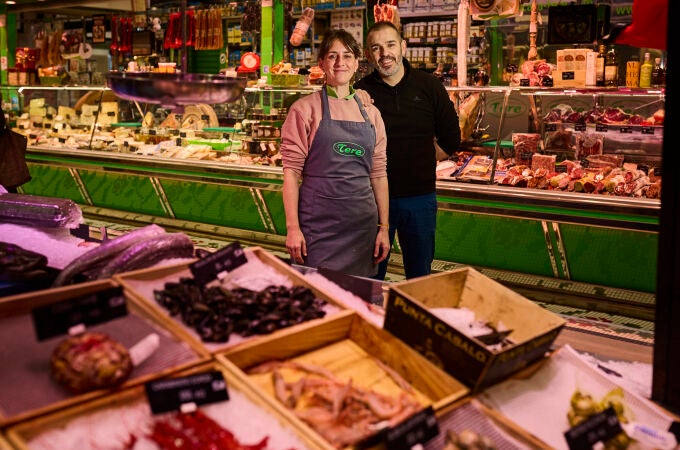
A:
160,179,267,231
435,209,557,278
558,224,658,292
21,164,86,204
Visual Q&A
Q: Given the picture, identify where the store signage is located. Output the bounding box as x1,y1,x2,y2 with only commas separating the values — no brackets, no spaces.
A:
145,370,229,415
564,406,623,449
31,286,128,341
189,241,248,285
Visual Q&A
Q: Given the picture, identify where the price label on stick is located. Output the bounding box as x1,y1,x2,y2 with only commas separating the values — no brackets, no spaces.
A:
145,371,229,415
31,286,128,341
189,241,248,285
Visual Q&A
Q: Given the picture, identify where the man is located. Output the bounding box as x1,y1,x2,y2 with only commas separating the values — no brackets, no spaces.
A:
355,21,461,280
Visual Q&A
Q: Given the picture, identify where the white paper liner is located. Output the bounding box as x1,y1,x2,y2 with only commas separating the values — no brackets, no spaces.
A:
479,345,675,450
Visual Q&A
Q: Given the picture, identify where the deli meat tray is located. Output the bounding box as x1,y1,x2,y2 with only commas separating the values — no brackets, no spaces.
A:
5,362,321,450
115,246,347,355
216,311,470,450
0,279,209,428
479,345,679,450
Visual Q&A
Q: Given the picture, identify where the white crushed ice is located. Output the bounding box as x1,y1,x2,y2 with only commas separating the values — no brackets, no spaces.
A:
26,389,310,450
0,223,96,269
579,352,653,399
214,251,294,291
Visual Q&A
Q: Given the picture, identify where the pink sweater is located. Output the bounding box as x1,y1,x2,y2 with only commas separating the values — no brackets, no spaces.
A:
280,90,387,178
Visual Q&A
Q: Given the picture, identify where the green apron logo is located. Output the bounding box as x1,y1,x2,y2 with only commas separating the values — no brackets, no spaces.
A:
333,142,365,157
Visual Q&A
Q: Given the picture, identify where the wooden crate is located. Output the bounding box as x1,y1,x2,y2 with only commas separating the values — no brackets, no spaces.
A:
0,279,209,428
384,266,567,392
115,246,349,356
216,311,470,450
6,362,322,450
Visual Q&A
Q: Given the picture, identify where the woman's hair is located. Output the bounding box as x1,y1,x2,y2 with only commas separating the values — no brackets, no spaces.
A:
317,29,362,60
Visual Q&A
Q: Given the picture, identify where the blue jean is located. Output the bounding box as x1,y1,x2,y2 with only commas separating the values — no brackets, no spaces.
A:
375,193,437,280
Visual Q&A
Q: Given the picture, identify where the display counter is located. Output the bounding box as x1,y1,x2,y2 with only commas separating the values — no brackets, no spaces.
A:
20,145,659,295
8,83,663,299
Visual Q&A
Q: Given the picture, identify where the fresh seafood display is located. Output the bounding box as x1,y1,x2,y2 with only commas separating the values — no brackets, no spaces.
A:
52,225,194,286
249,360,422,449
567,387,632,449
154,279,327,342
0,242,48,280
50,332,133,394
150,409,270,450
25,388,309,450
443,429,497,450
0,193,82,229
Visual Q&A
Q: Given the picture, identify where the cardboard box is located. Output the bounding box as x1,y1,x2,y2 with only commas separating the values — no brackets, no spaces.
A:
5,362,320,450
383,267,566,392
115,246,348,356
0,279,209,427
217,312,470,449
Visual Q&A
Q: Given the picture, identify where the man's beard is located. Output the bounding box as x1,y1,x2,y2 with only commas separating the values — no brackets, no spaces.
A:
376,55,402,77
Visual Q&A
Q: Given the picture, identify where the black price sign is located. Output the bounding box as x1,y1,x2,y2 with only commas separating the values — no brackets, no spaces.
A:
545,123,558,132
145,371,229,415
619,126,632,134
574,122,587,131
201,114,210,121
561,71,575,80
641,126,655,135
565,407,623,449
31,286,128,341
43,123,51,129
653,166,662,177
595,123,608,132
180,131,187,137
58,137,66,143
149,129,157,135
542,77,554,87
176,138,182,146
46,113,53,120
519,78,531,87
555,164,568,173
189,241,248,285
107,111,116,117
580,158,590,168
383,406,439,450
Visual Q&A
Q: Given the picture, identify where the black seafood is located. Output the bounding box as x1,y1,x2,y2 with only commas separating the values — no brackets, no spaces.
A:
0,242,48,280
154,279,327,342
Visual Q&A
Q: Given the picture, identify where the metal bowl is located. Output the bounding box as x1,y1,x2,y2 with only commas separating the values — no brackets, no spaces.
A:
106,72,248,107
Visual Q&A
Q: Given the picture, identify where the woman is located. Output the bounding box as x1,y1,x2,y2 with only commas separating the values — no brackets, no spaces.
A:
281,29,390,277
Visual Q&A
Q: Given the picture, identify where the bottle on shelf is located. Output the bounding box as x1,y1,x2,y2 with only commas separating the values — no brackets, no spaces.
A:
289,7,314,47
604,46,618,87
595,44,606,87
652,57,666,87
639,52,653,88
625,55,640,88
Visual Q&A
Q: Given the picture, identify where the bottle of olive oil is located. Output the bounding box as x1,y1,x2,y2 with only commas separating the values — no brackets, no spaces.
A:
604,47,618,87
595,44,606,87
639,52,653,88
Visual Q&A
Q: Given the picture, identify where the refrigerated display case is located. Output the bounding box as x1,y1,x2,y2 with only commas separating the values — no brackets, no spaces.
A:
4,83,663,302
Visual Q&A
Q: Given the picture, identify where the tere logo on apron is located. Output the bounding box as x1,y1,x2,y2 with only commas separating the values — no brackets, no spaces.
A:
333,142,366,157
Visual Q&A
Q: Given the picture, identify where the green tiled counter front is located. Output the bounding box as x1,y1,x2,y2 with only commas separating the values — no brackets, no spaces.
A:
22,148,660,294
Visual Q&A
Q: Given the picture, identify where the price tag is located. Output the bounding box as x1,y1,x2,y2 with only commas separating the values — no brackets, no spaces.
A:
180,131,187,138
619,126,632,134
145,371,229,415
58,137,66,143
107,111,116,117
595,123,609,132
46,113,53,120
545,123,558,132
561,71,575,80
201,114,210,121
543,78,554,87
43,123,51,129
574,123,587,131
519,78,530,87
149,129,157,135
580,158,590,168
555,164,568,173
564,407,623,449
653,166,662,177
176,114,183,121
189,241,248,285
176,138,182,146
641,126,655,135
31,286,128,341
383,406,439,450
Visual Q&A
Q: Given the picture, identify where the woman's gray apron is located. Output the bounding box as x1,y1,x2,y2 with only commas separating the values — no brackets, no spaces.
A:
299,87,378,277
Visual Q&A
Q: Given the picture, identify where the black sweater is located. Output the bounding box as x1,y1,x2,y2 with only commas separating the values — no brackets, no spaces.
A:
355,59,461,197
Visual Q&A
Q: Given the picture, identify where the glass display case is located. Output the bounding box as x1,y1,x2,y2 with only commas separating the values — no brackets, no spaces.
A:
4,83,663,298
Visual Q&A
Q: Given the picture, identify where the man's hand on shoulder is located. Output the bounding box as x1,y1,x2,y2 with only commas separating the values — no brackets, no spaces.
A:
355,89,374,106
